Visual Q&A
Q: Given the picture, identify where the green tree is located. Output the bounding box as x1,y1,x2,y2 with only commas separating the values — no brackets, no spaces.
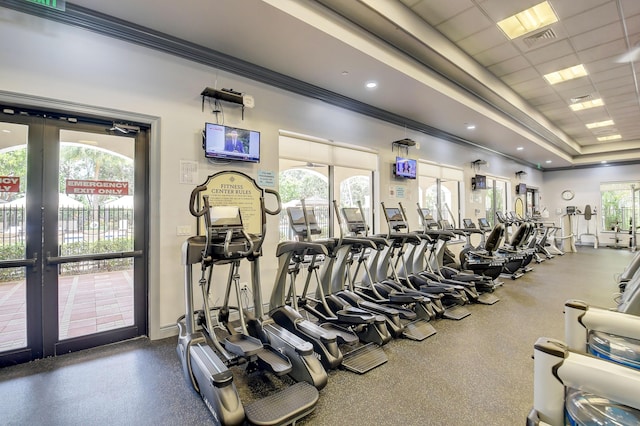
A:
278,169,327,203
59,144,134,207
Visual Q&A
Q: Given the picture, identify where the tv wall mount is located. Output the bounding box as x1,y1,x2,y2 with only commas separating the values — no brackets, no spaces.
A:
392,138,415,156
201,87,255,120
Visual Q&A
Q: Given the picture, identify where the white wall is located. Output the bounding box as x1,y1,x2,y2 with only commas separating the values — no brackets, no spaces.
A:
1,8,545,338
543,165,640,246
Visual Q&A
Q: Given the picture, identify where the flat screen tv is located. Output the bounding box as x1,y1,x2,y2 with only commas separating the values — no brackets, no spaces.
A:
203,123,260,163
472,174,487,190
394,156,417,179
515,183,527,194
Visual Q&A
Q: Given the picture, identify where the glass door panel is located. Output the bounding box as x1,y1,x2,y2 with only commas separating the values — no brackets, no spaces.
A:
0,122,30,354
0,108,147,365
55,130,136,340
278,159,329,241
334,166,373,234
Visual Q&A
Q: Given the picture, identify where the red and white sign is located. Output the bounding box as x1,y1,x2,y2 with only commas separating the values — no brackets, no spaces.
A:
65,179,129,195
0,176,20,192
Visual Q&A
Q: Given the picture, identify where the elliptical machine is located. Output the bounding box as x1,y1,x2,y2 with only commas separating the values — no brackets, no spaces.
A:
176,171,320,425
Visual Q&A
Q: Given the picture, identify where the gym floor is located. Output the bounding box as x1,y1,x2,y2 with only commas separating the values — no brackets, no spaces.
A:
0,247,633,425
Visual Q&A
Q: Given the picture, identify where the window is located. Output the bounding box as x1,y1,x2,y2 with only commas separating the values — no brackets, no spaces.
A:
600,182,640,232
279,132,377,241
485,178,510,226
418,162,463,228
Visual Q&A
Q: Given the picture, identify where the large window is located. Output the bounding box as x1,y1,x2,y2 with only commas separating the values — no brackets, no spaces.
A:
418,162,462,228
485,177,510,226
279,133,376,241
600,182,640,232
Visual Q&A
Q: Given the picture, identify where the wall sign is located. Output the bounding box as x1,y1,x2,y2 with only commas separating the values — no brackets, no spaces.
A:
0,176,20,193
197,171,262,235
65,180,129,195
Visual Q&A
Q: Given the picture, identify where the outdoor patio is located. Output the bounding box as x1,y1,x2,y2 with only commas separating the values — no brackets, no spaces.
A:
0,269,134,351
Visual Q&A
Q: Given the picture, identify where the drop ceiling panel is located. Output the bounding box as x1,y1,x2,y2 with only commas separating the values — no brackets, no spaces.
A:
408,0,475,27
561,3,620,36
435,7,493,42
473,43,520,67
457,26,508,56
478,0,547,22
528,93,564,107
534,55,582,75
595,75,635,91
509,77,553,96
552,0,611,19
501,68,542,86
487,56,532,77
586,58,629,74
554,81,598,97
577,39,628,62
569,23,624,52
590,66,634,83
524,40,576,65
619,0,640,16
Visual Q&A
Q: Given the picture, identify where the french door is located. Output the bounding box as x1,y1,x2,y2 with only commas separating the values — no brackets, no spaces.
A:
0,105,148,366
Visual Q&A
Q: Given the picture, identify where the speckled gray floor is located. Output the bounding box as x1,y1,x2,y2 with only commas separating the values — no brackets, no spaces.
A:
0,247,634,425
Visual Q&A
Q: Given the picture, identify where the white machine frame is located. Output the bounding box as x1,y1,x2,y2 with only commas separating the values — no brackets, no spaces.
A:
529,337,640,426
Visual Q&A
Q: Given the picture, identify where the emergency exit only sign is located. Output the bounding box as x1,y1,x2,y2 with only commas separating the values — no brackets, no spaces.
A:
0,176,20,192
65,180,129,195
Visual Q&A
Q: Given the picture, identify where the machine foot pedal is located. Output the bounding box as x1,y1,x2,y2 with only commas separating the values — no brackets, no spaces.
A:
443,305,470,320
476,293,499,305
255,345,292,376
224,334,264,357
342,343,387,374
320,323,358,345
402,319,436,341
244,382,319,426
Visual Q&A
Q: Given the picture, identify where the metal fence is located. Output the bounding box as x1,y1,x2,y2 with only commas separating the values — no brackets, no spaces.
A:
279,205,330,241
1,205,134,280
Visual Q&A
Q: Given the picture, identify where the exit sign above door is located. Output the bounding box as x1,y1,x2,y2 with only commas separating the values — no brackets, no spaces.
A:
24,0,66,11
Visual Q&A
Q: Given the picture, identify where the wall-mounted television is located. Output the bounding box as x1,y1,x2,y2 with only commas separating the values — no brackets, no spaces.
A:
472,174,487,190
515,183,527,194
203,123,260,163
394,156,417,179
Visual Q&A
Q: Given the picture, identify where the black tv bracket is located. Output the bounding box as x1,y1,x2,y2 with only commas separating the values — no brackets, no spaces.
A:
392,138,415,156
201,87,248,119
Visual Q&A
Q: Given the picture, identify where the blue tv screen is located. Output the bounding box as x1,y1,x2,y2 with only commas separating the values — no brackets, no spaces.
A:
395,157,417,179
204,123,260,163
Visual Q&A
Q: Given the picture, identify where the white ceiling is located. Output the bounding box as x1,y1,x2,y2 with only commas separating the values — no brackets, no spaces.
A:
35,0,640,169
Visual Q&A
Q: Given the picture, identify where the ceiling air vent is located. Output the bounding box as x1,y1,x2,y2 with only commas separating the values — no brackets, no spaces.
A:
523,28,557,48
570,94,593,103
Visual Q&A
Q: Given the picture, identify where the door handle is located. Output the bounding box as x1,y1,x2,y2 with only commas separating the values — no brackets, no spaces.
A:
0,252,38,269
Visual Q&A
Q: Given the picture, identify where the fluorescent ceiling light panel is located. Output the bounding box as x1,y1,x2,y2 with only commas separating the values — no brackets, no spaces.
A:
586,119,614,129
597,134,622,142
543,64,587,85
497,1,558,40
569,98,604,111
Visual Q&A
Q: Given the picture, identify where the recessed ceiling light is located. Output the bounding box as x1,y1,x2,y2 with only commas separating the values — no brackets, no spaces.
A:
516,146,524,151
341,71,349,76
597,134,622,142
543,64,587,85
365,81,378,89
586,119,614,129
1,129,10,133
569,98,604,111
545,160,552,164
497,1,558,40
466,124,476,130
601,160,607,164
